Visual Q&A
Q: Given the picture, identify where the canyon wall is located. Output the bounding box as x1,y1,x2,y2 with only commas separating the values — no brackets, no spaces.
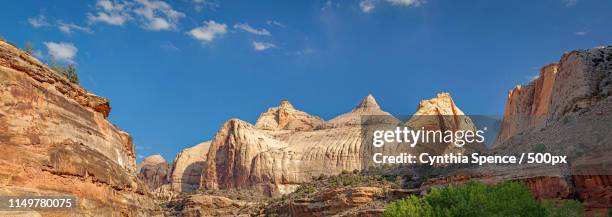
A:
495,63,558,144
436,45,612,215
496,46,612,145
0,41,159,216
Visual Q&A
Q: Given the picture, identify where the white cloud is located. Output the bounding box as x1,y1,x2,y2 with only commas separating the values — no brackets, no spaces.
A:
28,15,50,28
133,0,185,31
192,0,219,12
88,0,131,26
253,41,276,51
234,23,271,36
188,20,227,43
563,0,578,7
88,0,185,31
43,42,78,63
386,0,423,7
58,22,93,34
575,31,588,36
360,0,376,13
266,20,285,28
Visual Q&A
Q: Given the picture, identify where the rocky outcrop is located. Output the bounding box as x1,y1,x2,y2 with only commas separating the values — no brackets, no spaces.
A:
324,94,396,128
496,46,612,144
495,64,558,144
204,119,289,191
168,141,211,192
406,93,484,153
0,40,159,216
408,92,476,131
138,155,169,190
268,186,415,217
255,100,324,130
172,194,256,217
548,46,612,121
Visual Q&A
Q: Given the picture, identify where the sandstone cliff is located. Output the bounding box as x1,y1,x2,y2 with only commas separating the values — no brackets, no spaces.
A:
204,96,394,195
168,141,211,192
496,46,612,144
0,40,159,216
201,94,476,196
138,154,169,191
430,46,612,215
495,63,559,144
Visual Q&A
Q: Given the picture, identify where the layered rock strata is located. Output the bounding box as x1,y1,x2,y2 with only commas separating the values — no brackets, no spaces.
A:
0,40,159,216
202,94,476,196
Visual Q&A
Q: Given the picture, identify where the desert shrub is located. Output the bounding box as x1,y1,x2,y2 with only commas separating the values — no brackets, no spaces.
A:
533,143,547,153
542,200,584,217
383,181,584,217
383,195,433,217
51,63,79,84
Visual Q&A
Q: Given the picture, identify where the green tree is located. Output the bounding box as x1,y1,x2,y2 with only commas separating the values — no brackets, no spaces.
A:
383,181,584,217
50,60,79,85
383,195,433,217
65,64,79,84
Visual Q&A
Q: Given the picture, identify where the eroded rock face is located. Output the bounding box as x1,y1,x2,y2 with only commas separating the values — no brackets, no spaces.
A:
168,141,211,192
138,155,169,190
204,96,395,194
549,46,612,121
268,186,414,217
204,119,289,190
496,46,612,145
202,94,476,196
495,64,558,144
408,92,476,131
255,100,324,130
0,41,159,216
442,46,612,215
324,94,395,128
175,194,254,217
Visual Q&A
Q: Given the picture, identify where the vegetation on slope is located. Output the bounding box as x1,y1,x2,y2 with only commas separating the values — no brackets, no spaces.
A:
383,181,584,217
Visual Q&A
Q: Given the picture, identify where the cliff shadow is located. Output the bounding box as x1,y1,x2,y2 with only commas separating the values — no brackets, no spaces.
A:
180,161,206,192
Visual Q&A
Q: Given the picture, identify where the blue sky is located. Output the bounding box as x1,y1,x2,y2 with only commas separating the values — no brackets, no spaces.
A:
2,0,611,162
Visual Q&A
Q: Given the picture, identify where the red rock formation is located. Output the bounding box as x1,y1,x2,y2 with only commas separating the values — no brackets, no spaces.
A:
269,187,414,217
496,46,612,145
573,175,612,216
495,63,558,144
0,41,159,216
